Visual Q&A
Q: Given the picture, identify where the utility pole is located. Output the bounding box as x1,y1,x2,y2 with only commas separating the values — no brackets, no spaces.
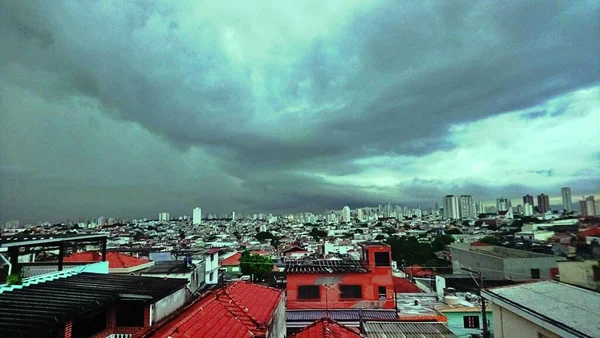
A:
461,267,490,338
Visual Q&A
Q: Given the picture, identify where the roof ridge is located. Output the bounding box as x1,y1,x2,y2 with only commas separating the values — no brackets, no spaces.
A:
220,284,266,333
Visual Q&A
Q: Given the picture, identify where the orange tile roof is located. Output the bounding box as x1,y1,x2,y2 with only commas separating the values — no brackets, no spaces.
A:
220,252,242,266
290,318,361,338
392,276,422,293
64,251,151,269
147,281,283,338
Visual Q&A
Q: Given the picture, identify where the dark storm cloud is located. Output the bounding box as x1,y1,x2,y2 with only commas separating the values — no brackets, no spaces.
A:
1,0,599,221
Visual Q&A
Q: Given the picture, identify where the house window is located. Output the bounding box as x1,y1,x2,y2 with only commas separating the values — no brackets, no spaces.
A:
378,286,386,299
463,316,480,328
298,285,320,300
340,285,362,299
592,265,600,281
531,268,540,279
232,266,240,272
374,252,390,266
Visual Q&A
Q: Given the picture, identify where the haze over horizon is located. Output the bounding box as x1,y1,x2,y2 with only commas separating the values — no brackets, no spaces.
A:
1,1,599,223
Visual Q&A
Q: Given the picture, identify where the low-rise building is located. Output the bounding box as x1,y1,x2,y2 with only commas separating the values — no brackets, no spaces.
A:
482,281,600,338
140,281,286,338
450,243,565,280
285,242,395,310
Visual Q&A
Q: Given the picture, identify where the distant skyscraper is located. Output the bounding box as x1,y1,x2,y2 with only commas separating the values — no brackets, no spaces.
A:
561,187,572,212
443,195,460,220
496,197,511,212
475,201,485,215
342,206,351,223
459,195,475,219
537,194,550,213
580,196,597,217
523,195,534,208
193,207,202,225
357,208,365,221
523,203,534,216
231,211,236,220
97,216,106,226
159,212,170,222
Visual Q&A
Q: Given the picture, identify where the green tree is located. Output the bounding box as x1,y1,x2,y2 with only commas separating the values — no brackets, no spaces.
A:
385,236,435,266
310,227,327,240
431,234,455,252
255,231,274,242
240,251,274,277
478,236,500,245
445,228,462,235
375,234,386,240
233,231,241,240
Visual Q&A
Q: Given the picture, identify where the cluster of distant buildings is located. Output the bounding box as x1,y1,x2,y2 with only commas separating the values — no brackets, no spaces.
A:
442,187,597,220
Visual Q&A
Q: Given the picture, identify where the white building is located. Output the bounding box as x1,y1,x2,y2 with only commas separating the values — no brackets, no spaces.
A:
204,249,220,284
483,281,600,338
341,206,351,223
523,202,533,216
496,197,511,212
459,195,475,219
357,208,365,221
561,187,572,212
159,212,170,222
443,195,460,220
193,207,202,225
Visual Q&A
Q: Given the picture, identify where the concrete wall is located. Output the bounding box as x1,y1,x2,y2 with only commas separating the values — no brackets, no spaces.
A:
204,252,219,284
491,303,560,338
451,247,505,279
558,260,600,291
503,257,563,280
150,287,189,325
268,293,286,338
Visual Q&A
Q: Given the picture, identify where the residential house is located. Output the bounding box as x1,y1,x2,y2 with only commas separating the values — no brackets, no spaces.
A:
285,242,395,310
450,243,565,280
290,318,360,338
64,251,155,275
138,281,286,338
0,268,190,338
139,260,204,294
482,281,600,338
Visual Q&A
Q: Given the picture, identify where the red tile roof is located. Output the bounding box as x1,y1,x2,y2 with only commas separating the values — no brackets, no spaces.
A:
64,251,151,269
220,252,242,266
290,318,361,338
392,276,422,293
148,281,283,338
578,227,600,238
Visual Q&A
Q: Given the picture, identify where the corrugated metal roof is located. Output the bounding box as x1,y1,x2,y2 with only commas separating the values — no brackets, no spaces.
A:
286,309,398,321
285,259,369,274
363,321,457,338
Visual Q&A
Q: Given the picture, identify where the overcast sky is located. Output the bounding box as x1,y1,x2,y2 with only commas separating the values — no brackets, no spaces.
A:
1,1,599,223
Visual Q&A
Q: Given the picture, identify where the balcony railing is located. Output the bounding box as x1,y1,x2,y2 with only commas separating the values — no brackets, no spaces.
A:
106,334,133,338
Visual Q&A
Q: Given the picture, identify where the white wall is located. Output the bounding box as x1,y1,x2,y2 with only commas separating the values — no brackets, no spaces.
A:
491,303,560,338
151,288,189,325
267,294,286,338
204,252,219,284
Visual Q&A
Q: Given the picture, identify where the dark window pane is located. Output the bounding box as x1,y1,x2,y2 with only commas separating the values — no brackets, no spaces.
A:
463,316,480,328
374,252,390,266
531,268,540,279
298,285,320,300
340,285,362,299
378,286,386,298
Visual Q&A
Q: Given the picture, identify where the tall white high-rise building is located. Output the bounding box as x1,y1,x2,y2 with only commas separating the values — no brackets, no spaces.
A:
193,207,202,225
341,206,351,223
357,208,365,221
496,197,511,212
231,211,236,220
523,203,533,216
561,187,572,212
580,196,597,217
475,201,485,215
443,195,460,220
459,195,476,219
159,212,170,222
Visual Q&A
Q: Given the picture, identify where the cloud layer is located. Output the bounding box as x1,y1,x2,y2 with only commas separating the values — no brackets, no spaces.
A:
1,1,599,222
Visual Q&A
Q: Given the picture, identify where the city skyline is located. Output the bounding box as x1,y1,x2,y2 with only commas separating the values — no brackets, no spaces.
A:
1,1,599,223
